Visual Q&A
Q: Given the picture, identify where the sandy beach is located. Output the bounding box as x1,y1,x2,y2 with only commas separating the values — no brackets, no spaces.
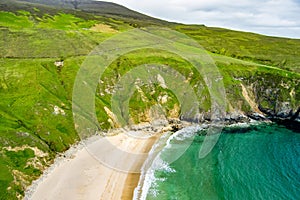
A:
25,124,170,200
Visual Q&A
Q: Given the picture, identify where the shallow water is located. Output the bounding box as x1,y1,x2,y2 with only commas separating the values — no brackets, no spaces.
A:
140,123,300,200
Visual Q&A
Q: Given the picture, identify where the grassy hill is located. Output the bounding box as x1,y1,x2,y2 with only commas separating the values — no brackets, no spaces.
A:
0,0,299,199
1,0,299,71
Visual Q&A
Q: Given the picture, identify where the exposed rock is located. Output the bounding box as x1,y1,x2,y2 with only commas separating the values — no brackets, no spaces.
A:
54,60,63,67
247,112,268,121
240,83,262,114
104,106,120,128
158,94,168,104
53,105,65,116
276,102,293,118
224,113,251,124
157,74,167,88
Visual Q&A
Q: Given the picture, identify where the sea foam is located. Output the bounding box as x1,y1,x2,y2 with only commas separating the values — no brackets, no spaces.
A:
134,125,206,200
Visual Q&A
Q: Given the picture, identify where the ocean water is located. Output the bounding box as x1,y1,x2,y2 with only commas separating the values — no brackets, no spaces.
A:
136,123,300,200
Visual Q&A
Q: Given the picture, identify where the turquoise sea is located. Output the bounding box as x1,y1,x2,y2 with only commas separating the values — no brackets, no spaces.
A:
135,123,300,200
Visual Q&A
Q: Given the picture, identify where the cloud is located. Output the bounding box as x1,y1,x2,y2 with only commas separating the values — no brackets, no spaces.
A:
103,0,300,38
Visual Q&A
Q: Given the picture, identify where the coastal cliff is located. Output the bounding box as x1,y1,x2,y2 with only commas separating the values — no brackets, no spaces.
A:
0,0,299,199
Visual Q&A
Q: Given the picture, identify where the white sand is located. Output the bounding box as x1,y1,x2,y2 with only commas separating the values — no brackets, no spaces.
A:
26,131,163,200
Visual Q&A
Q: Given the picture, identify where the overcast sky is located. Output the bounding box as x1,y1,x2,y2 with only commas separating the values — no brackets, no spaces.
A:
103,0,300,38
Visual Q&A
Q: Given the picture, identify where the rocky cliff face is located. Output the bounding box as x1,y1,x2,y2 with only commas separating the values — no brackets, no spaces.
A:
243,71,299,120
107,67,299,130
103,72,298,124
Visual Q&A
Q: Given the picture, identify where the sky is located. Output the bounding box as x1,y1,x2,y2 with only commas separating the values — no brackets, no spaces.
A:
103,0,300,38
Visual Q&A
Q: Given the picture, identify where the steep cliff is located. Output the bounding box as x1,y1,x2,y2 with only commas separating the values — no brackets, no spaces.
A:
0,1,299,199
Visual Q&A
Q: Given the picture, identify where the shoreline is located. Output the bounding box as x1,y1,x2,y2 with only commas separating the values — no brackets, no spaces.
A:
132,119,272,200
24,117,269,200
120,132,165,200
24,120,180,200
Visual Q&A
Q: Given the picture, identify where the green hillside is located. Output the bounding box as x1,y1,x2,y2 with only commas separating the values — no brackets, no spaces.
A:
0,0,299,199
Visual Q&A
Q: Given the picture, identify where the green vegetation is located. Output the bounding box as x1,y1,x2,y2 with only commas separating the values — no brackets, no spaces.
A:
174,25,300,72
0,11,34,29
0,0,299,199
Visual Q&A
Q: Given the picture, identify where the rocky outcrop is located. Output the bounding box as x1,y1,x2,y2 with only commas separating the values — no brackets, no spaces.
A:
238,71,299,131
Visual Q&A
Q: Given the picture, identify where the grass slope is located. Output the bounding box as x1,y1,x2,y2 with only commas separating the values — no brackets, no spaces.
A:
0,0,299,199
